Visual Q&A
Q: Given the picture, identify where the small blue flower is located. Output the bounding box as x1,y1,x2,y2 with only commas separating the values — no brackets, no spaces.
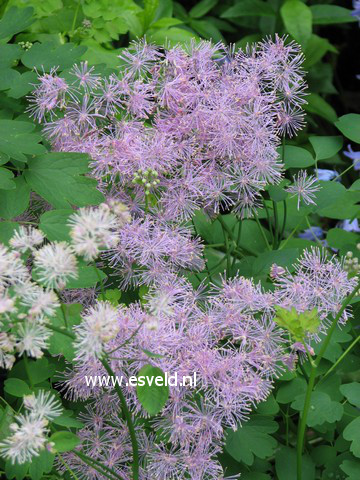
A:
352,0,360,21
298,226,325,241
344,145,360,171
339,219,360,233
317,169,339,181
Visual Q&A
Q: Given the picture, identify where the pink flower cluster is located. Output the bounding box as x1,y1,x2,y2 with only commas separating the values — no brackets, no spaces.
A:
105,217,204,289
62,249,354,479
29,36,307,219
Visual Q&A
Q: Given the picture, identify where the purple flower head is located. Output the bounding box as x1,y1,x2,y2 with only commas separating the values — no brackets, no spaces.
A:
285,170,321,210
344,144,360,170
339,219,360,233
298,226,325,241
30,37,308,220
352,0,360,21
317,169,339,181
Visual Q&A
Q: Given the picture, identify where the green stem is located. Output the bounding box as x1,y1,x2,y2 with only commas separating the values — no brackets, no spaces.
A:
101,358,139,480
46,323,75,339
305,216,324,249
107,321,145,355
319,335,360,384
332,163,355,182
280,200,287,241
73,451,120,480
57,453,79,480
217,215,235,242
70,0,80,36
204,243,225,248
285,405,290,447
296,279,360,480
192,219,216,282
207,255,227,274
223,229,232,277
264,200,274,244
298,362,309,382
60,303,68,329
279,220,302,250
253,212,271,251
231,220,242,275
272,201,279,249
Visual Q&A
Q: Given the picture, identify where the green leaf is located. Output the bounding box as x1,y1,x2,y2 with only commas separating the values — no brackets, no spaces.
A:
28,449,55,480
39,209,73,242
50,431,81,453
7,71,38,99
303,35,337,69
242,475,271,480
0,406,14,442
0,68,20,92
4,378,31,397
141,348,165,359
136,364,169,416
276,377,307,404
237,220,270,254
310,5,356,25
252,249,299,277
221,0,275,18
312,181,345,211
283,146,315,168
189,0,218,18
340,383,360,408
0,176,31,220
291,391,344,427
100,288,122,306
274,307,320,341
275,446,315,480
150,17,183,29
149,27,199,46
313,324,352,363
0,120,45,162
0,167,15,190
48,304,82,361
65,263,106,289
0,7,34,40
340,459,360,479
280,0,312,46
327,229,359,250
5,460,29,480
24,152,104,208
225,416,278,466
53,411,84,428
189,19,223,42
311,445,337,467
268,185,288,202
343,417,360,458
0,44,21,68
304,94,337,123
256,394,279,416
309,136,343,161
0,221,19,244
335,114,360,144
25,358,56,385
22,42,87,72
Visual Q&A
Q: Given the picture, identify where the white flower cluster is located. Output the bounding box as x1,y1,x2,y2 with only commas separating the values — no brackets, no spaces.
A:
68,202,129,261
0,391,62,464
0,202,129,368
0,233,61,368
74,300,120,361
